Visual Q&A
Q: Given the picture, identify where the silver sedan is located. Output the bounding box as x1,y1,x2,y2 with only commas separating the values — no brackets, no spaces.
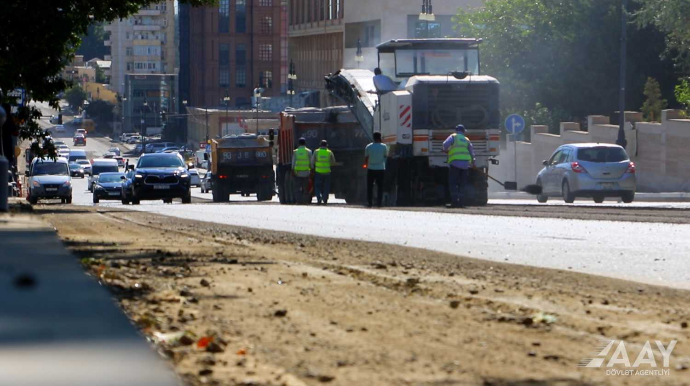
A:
536,143,636,204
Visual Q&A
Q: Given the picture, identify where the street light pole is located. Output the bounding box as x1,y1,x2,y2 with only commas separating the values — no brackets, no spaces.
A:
223,92,230,137
288,59,296,107
616,0,628,148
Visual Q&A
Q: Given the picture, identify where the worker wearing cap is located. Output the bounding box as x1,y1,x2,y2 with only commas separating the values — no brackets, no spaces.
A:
311,140,336,205
365,132,388,207
292,137,312,204
443,124,475,208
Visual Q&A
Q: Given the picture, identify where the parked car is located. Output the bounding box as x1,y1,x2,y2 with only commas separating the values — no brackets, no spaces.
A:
92,172,126,203
73,134,86,146
200,171,213,194
52,125,66,133
102,152,116,159
69,163,85,178
125,153,192,204
68,149,87,164
121,169,136,204
120,133,137,142
73,116,83,125
8,171,19,197
49,115,59,124
108,147,121,156
88,158,119,192
536,143,636,204
27,157,72,204
127,135,142,144
76,159,92,175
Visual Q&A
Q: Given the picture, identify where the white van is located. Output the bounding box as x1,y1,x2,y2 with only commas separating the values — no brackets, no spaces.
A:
68,149,88,163
88,158,119,192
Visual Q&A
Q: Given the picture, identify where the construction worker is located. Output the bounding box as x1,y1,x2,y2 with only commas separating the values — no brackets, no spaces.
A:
365,132,388,207
311,140,336,205
292,137,312,204
373,68,398,95
443,124,475,208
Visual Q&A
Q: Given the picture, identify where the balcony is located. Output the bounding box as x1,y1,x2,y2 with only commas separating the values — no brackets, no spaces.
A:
133,25,162,31
136,9,162,16
133,39,162,46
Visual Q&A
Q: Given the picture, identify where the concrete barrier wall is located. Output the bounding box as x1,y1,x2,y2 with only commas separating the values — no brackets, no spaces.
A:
491,110,690,192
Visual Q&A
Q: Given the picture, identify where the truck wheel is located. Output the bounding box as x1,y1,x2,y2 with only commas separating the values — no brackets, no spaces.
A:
212,184,227,202
182,190,192,204
257,182,273,202
29,195,38,205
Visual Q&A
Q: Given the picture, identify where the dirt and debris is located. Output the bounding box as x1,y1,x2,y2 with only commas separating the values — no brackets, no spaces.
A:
41,206,690,386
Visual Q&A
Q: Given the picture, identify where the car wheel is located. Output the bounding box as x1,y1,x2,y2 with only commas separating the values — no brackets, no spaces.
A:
200,186,205,193
182,190,192,204
121,199,129,205
66,196,72,204
621,191,635,203
93,194,99,204
61,198,66,204
593,195,605,204
562,180,575,203
536,179,548,203
29,195,38,205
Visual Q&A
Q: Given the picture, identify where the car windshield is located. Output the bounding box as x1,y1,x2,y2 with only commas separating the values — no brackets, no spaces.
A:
394,48,480,77
98,174,125,183
577,147,629,163
138,156,184,168
92,165,119,175
69,163,82,170
77,160,90,166
33,162,69,176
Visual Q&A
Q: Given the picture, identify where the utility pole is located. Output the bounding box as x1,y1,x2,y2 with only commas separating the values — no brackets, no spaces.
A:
205,106,209,143
617,0,628,149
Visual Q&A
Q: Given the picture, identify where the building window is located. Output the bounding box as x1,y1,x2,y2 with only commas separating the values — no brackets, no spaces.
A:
260,0,272,6
126,62,133,71
236,0,246,33
126,47,133,56
415,21,442,38
260,16,273,34
260,70,272,88
235,66,246,88
219,43,230,87
219,0,230,33
259,44,272,61
236,43,246,64
319,0,325,21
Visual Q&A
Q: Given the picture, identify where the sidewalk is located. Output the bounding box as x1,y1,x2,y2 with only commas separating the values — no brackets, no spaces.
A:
0,207,181,386
489,191,690,202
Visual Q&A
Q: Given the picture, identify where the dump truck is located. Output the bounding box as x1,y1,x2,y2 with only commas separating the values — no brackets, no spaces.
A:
325,38,502,206
209,134,275,202
276,107,371,204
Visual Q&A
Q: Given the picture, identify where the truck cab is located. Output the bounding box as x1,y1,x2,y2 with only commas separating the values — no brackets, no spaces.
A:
210,134,274,202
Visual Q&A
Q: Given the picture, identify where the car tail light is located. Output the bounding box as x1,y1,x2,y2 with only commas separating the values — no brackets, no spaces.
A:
219,175,228,179
626,162,636,174
570,162,588,173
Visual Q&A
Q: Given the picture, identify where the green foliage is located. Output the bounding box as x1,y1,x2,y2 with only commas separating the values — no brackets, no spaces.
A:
675,78,690,116
64,86,87,110
634,0,690,72
76,23,109,61
95,65,107,84
453,0,675,134
641,77,666,121
0,0,214,159
85,100,115,127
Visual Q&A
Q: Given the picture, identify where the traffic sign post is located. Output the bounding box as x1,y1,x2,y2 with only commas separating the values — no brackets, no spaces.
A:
504,114,526,185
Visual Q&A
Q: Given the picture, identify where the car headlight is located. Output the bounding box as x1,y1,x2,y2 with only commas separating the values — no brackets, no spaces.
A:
63,181,71,187
95,184,103,190
179,174,189,178
32,180,40,187
135,174,143,179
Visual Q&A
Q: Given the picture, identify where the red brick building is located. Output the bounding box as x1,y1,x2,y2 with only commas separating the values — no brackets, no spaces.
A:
184,0,287,110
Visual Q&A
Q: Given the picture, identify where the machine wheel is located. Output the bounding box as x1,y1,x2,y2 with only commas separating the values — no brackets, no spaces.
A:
257,182,273,202
536,180,548,203
593,195,605,204
280,171,295,204
562,180,575,203
122,199,130,205
212,183,228,202
29,195,38,205
621,191,635,203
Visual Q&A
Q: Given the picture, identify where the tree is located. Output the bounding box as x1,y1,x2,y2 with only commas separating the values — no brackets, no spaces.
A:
64,86,87,110
454,0,676,133
675,78,690,116
634,0,690,72
76,23,109,61
85,100,115,133
0,0,213,158
95,65,107,84
641,77,667,121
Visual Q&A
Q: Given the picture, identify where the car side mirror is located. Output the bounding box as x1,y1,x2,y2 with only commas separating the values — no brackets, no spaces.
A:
542,160,548,166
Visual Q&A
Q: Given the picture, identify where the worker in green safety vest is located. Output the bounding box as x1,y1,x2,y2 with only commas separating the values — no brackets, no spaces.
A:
291,137,312,204
311,140,336,205
442,124,475,208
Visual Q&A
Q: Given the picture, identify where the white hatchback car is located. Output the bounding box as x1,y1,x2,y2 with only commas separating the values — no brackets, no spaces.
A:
536,143,636,204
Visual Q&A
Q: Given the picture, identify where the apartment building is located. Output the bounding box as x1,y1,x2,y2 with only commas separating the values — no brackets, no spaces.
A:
104,1,177,95
179,0,287,111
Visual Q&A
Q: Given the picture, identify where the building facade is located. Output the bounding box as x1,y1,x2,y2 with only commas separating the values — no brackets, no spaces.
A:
104,1,177,95
122,74,179,136
288,0,482,105
180,0,287,111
